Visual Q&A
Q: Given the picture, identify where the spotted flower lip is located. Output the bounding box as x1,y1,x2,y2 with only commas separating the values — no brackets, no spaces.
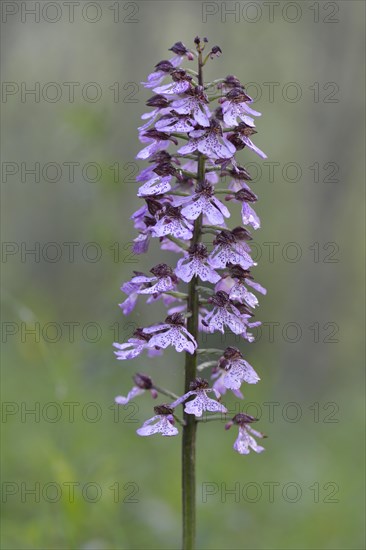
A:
155,112,197,133
208,229,255,270
154,69,193,95
131,263,178,295
137,130,178,160
178,119,236,160
227,265,266,295
221,87,261,127
170,377,227,418
175,243,220,283
215,276,256,308
171,86,211,127
225,414,266,455
138,175,172,197
137,405,179,436
153,204,194,240
211,368,244,400
113,327,161,360
143,313,197,354
181,183,230,225
202,291,252,335
217,346,260,388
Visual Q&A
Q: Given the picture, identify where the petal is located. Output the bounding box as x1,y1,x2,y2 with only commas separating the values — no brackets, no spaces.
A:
194,104,211,127
246,279,267,295
184,394,205,417
175,258,195,283
181,196,205,220
115,386,144,405
177,141,199,155
242,137,267,159
137,415,162,436
139,276,175,295
138,176,172,197
240,102,261,116
241,203,261,230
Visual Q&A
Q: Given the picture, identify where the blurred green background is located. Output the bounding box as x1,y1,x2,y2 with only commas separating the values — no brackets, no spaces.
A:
1,1,365,549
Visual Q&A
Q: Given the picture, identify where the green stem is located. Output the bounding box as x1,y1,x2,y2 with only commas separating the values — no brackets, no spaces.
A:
171,132,189,141
197,360,218,371
214,188,235,194
152,385,180,401
182,46,205,550
196,348,223,355
204,78,225,90
202,225,225,232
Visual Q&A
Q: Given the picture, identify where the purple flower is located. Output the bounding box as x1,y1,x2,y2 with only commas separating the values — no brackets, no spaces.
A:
139,95,172,132
119,266,177,313
171,378,227,417
222,165,253,192
119,278,144,315
208,229,255,270
133,263,178,295
153,204,193,240
154,69,192,95
225,414,266,455
138,175,172,197
228,123,267,159
181,182,230,225
175,243,220,283
115,373,158,405
220,88,261,127
211,368,243,399
155,112,197,133
115,38,269,456
178,119,236,160
171,86,211,127
137,130,178,160
136,151,173,182
225,186,260,229
132,233,150,255
202,291,250,335
122,264,178,305
142,59,176,89
218,347,260,388
143,313,197,354
137,404,178,437
216,266,266,308
113,328,161,360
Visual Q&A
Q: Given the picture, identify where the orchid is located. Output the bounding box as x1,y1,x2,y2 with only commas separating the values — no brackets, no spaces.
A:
225,414,266,455
113,37,268,549
115,373,158,405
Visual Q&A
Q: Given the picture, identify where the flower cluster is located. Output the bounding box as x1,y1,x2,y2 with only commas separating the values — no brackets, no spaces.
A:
114,38,267,455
